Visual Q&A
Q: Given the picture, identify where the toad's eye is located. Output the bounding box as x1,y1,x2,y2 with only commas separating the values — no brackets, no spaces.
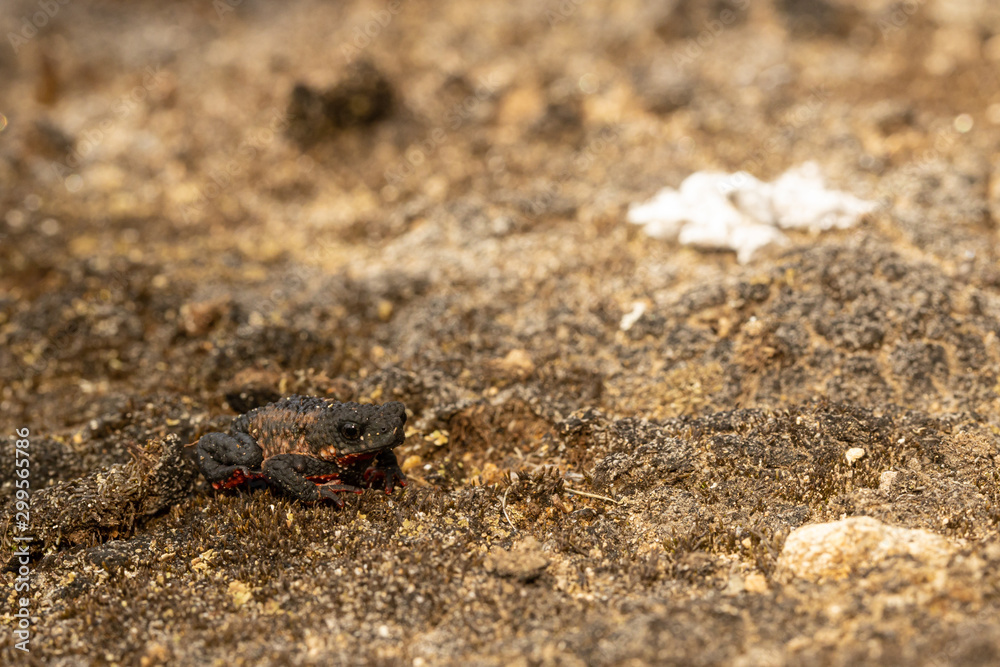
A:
339,422,361,441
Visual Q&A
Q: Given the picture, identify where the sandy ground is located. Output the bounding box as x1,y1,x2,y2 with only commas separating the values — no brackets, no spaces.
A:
3,0,1000,664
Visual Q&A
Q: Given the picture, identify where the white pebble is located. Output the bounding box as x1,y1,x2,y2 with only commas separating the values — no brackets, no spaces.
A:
845,447,866,465
627,162,875,263
619,301,647,331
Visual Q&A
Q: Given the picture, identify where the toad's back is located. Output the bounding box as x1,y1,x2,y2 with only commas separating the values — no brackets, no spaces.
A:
230,395,331,457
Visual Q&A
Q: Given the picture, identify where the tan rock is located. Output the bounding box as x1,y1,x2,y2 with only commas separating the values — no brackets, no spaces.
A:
484,536,549,582
744,571,769,594
488,349,536,382
845,447,865,465
400,455,422,474
180,295,232,336
777,516,955,581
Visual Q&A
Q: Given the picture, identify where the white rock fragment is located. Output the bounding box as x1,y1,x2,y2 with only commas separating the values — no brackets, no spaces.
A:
769,162,877,231
627,162,876,263
626,188,688,239
777,516,955,582
725,223,787,265
619,301,647,331
845,447,866,465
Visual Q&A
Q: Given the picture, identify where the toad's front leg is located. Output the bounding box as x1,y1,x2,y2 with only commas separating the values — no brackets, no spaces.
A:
362,448,408,494
262,454,363,505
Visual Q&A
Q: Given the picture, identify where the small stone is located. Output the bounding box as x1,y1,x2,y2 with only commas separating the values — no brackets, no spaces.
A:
845,447,866,465
619,302,647,331
777,516,955,581
484,536,549,582
723,573,746,596
140,642,171,667
400,455,423,474
879,470,900,494
635,63,694,115
180,296,232,336
744,572,769,594
286,60,394,146
223,368,283,413
870,100,915,136
228,580,253,607
489,349,536,381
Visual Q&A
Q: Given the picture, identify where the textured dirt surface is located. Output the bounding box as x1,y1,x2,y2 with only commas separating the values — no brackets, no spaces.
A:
3,0,1000,665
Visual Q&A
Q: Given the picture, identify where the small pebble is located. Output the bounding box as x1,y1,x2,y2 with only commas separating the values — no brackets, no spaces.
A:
878,470,900,495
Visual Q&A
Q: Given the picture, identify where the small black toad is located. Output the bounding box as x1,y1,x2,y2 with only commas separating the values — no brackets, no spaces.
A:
195,395,407,506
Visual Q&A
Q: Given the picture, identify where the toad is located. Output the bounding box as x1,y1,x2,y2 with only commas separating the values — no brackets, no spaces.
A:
195,395,407,505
